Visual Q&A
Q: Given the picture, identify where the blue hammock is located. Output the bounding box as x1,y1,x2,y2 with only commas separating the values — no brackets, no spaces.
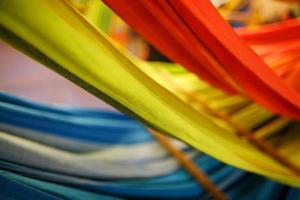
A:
0,92,299,199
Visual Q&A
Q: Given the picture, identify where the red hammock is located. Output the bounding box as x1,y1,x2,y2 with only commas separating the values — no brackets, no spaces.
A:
103,0,300,120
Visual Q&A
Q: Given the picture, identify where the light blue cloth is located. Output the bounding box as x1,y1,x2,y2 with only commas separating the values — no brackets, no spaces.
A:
0,92,299,199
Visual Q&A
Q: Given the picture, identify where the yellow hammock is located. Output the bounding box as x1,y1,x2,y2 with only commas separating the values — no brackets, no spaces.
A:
0,0,300,187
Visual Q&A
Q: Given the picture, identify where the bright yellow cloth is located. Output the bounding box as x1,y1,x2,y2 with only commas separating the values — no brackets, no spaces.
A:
0,0,299,187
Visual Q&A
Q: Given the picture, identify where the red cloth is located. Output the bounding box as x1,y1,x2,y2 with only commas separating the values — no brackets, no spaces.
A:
103,0,300,120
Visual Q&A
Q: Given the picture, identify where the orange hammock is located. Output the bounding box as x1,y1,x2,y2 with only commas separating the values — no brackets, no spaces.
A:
103,0,300,120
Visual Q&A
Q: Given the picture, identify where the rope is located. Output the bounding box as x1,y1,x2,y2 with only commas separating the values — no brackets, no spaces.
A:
149,129,229,200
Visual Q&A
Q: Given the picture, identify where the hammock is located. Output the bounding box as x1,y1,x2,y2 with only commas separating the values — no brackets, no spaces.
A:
1,0,300,187
0,92,299,199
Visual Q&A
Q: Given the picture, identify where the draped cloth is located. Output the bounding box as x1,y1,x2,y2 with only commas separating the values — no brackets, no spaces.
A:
0,92,299,199
103,0,300,120
1,0,300,187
